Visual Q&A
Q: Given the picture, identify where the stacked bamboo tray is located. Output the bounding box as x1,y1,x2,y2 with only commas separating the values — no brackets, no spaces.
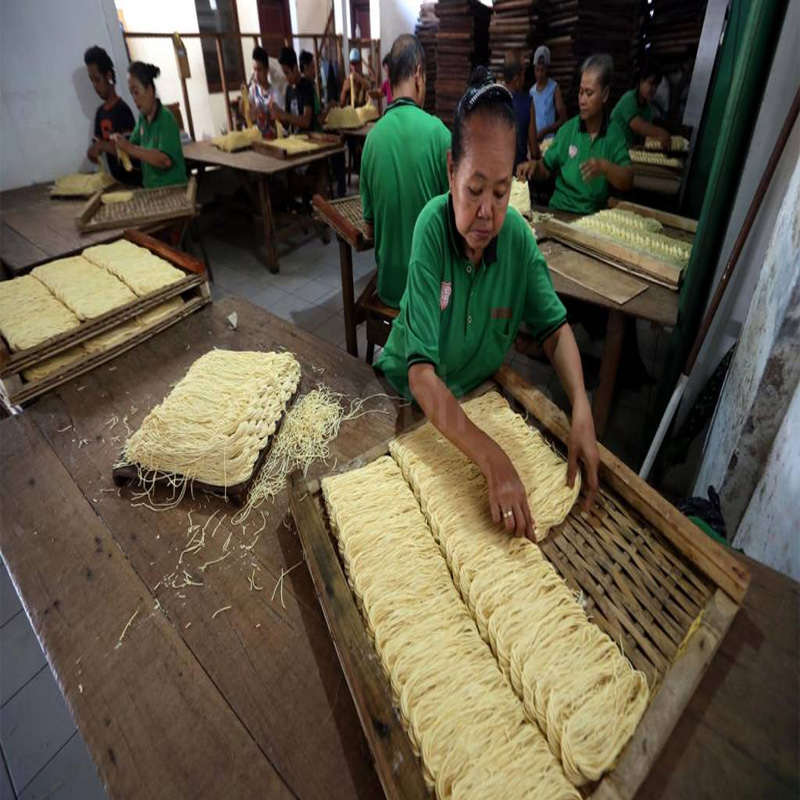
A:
415,2,440,115
489,0,542,77
0,230,210,408
434,0,492,126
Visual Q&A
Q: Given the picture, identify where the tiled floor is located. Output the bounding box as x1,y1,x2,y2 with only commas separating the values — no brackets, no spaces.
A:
0,196,669,798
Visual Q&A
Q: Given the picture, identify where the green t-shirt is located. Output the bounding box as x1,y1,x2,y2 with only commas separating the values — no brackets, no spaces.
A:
543,115,631,215
375,194,566,399
129,102,187,189
610,89,653,145
360,98,451,308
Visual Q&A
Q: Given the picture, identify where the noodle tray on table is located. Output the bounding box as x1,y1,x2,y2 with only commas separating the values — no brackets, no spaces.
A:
252,132,343,160
0,229,210,410
75,177,198,233
286,365,749,800
111,349,302,505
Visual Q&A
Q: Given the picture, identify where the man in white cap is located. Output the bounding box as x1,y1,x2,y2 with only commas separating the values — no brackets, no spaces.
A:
529,44,567,141
340,47,371,107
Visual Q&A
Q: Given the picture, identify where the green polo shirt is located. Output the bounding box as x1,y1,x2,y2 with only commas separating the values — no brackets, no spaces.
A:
610,89,653,145
130,102,187,189
543,115,631,215
375,193,566,399
360,98,451,308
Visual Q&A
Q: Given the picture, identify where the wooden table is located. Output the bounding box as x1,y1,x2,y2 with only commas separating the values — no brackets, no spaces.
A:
314,196,680,438
0,297,796,799
183,140,345,274
0,183,194,277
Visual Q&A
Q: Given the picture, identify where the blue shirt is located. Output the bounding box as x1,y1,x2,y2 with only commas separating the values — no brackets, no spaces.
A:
530,79,557,140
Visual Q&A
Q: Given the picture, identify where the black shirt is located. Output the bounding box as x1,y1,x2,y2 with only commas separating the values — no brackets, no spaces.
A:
284,77,316,133
93,97,142,185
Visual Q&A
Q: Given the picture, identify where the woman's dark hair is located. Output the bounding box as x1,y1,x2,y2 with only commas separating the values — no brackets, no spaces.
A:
278,46,298,70
451,67,515,166
299,50,314,71
128,61,161,91
252,46,269,67
382,55,389,68
580,53,613,90
637,58,663,85
84,45,115,82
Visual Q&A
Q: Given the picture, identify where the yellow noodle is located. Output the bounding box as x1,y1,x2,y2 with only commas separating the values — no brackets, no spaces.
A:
509,179,531,217
0,275,80,351
121,349,301,491
32,256,135,320
212,127,262,152
83,240,184,296
390,392,648,784
21,346,88,382
51,171,115,196
323,457,579,799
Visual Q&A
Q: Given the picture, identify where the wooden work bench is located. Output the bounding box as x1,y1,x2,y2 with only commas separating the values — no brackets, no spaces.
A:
0,183,197,277
183,139,345,274
313,195,680,438
0,297,796,799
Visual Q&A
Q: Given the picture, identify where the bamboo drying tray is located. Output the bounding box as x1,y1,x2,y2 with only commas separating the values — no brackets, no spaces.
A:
287,365,749,800
252,133,343,160
0,229,210,408
543,204,697,290
76,177,197,233
312,194,373,251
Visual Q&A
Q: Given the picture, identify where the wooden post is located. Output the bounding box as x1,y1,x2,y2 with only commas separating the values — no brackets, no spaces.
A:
593,309,625,438
258,176,279,274
178,74,195,140
313,36,322,101
216,35,233,132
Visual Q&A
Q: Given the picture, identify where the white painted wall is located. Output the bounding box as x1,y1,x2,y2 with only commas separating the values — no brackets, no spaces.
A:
380,0,421,60
0,0,133,190
678,0,800,425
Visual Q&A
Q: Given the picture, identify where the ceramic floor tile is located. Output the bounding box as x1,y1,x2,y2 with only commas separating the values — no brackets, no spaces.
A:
0,613,46,706
1,668,76,793
250,285,290,312
18,732,107,800
1,750,14,800
293,303,336,334
313,313,346,348
266,293,314,324
292,279,332,305
0,564,23,626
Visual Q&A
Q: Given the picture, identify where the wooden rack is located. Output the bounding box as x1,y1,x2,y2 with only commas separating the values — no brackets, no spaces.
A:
76,178,198,234
287,365,748,799
252,133,343,161
0,229,210,409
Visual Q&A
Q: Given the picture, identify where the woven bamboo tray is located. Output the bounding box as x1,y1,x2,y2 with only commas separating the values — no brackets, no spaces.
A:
287,365,749,800
0,229,210,408
252,133,343,160
312,194,373,251
76,177,197,233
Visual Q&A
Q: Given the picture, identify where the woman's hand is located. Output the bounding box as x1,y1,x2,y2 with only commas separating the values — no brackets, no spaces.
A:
87,140,101,163
580,158,607,182
111,133,133,154
479,442,536,539
567,394,599,511
657,128,672,150
516,160,536,181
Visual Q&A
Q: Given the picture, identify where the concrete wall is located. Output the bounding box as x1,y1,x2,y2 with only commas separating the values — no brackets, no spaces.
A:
0,0,133,191
695,158,800,579
678,0,800,425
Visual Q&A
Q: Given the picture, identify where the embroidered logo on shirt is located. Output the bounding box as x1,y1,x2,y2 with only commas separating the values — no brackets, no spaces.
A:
491,308,513,319
569,144,578,158
440,281,452,311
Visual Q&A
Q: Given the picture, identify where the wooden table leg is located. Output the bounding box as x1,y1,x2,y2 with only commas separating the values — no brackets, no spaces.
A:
339,237,358,357
258,175,279,274
593,309,625,438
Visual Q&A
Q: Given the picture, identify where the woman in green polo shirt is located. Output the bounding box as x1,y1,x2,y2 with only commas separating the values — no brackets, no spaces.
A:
610,60,671,149
376,69,600,538
516,53,633,215
112,62,186,189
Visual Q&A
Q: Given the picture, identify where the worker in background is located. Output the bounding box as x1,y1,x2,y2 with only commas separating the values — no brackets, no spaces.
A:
516,53,632,214
340,48,371,108
529,45,567,142
271,47,318,133
375,68,599,535
610,60,671,149
241,46,282,137
84,46,141,186
300,50,333,128
112,62,186,189
501,51,540,169
370,56,393,110
359,34,451,309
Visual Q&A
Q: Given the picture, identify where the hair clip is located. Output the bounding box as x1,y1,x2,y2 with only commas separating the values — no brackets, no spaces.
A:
466,82,513,110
